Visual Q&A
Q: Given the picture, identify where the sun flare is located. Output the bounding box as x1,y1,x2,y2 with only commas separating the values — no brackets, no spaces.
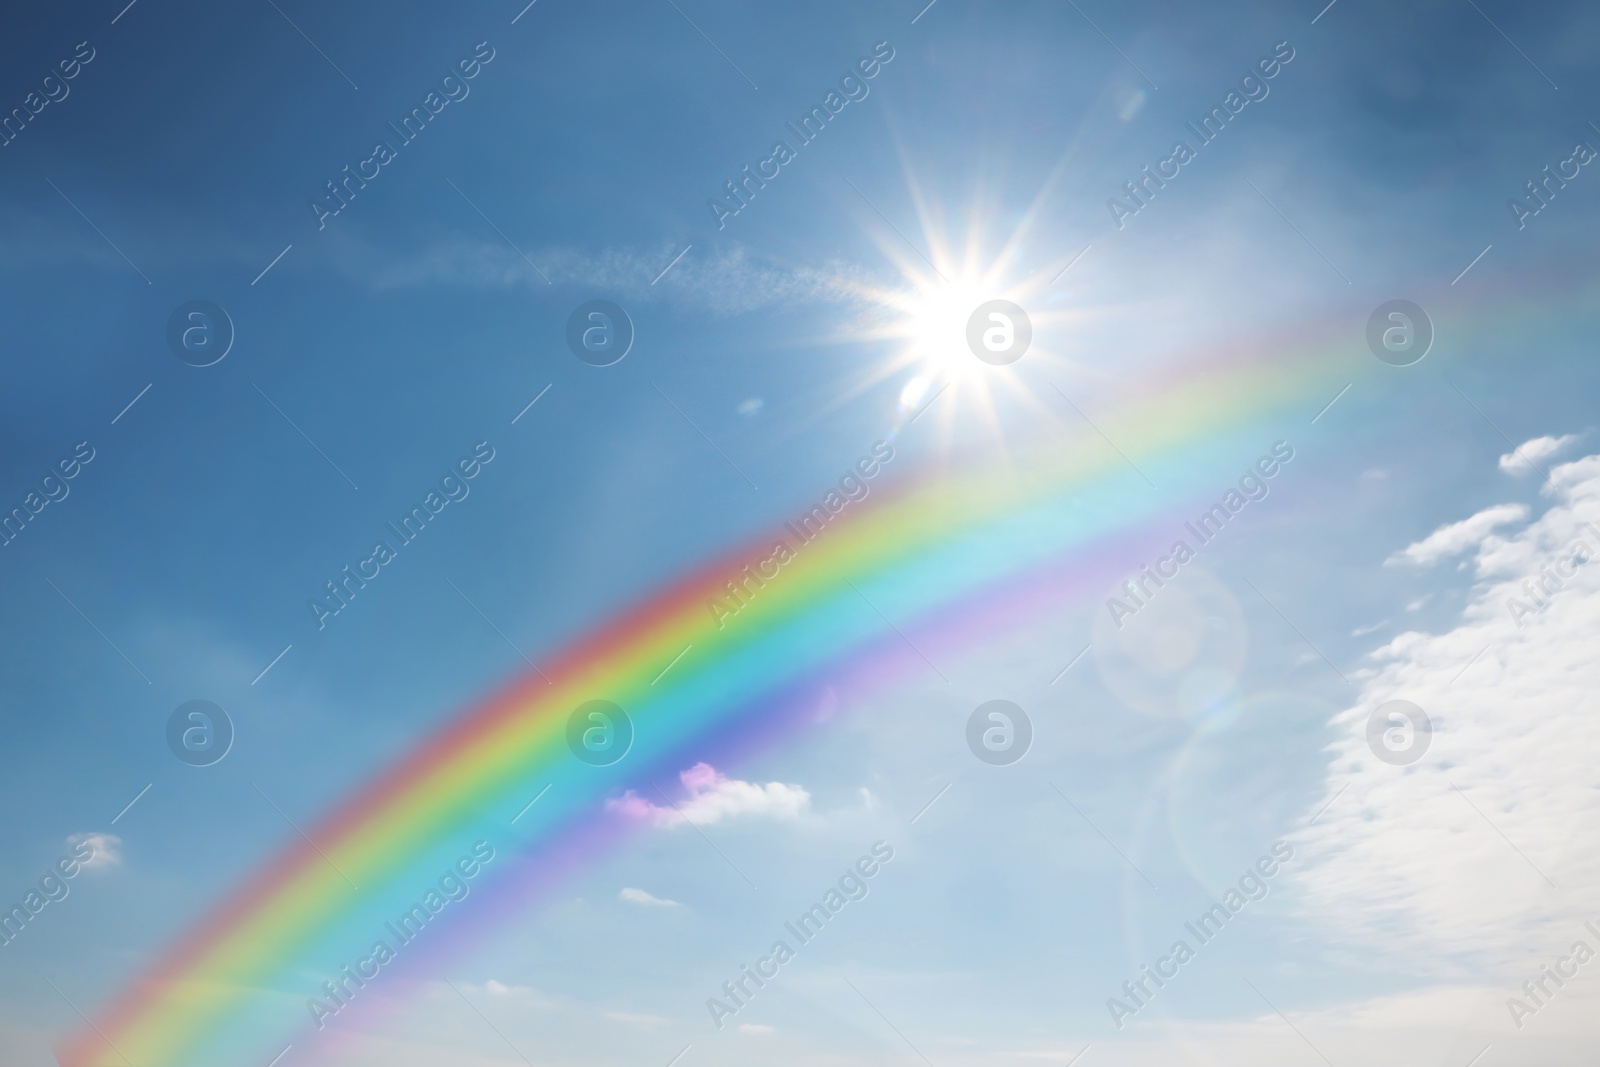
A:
833,207,1094,452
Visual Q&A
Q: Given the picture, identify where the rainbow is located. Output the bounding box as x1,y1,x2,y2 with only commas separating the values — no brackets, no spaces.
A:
64,322,1365,1066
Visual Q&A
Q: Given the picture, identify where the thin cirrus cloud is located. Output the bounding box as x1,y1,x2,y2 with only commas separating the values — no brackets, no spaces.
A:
324,231,881,316
602,1011,669,1028
618,887,680,907
606,762,811,827
1294,447,1600,971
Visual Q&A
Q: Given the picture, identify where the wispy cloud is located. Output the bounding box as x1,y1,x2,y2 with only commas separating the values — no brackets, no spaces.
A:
619,887,680,907
327,232,882,317
603,1010,668,1028
456,980,558,1009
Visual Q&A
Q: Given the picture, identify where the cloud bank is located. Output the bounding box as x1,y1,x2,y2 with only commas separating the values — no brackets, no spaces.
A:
1295,447,1600,975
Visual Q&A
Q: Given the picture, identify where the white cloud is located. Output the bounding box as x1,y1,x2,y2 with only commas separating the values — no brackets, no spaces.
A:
607,763,810,827
452,980,557,1011
1386,502,1529,566
1292,449,1600,974
602,1010,667,1028
618,887,680,907
1501,433,1580,474
738,1023,775,1035
66,832,121,871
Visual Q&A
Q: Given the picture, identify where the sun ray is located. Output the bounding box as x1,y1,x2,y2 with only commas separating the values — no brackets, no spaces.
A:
824,172,1107,466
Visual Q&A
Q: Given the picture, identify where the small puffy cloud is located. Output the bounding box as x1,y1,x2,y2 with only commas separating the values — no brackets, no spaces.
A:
1386,502,1529,566
603,1011,667,1028
66,832,121,871
738,1023,775,1035
618,887,679,907
458,980,555,1008
1500,433,1579,473
607,763,810,827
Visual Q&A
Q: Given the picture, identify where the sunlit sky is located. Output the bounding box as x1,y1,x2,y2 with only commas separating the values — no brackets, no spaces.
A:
4,0,1600,1065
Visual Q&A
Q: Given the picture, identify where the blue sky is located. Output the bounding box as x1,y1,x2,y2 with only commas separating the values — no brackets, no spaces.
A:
4,0,1600,1064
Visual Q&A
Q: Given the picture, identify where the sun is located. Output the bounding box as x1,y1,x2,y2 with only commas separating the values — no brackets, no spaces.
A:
900,276,1000,372
832,210,1091,450
788,161,1103,457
